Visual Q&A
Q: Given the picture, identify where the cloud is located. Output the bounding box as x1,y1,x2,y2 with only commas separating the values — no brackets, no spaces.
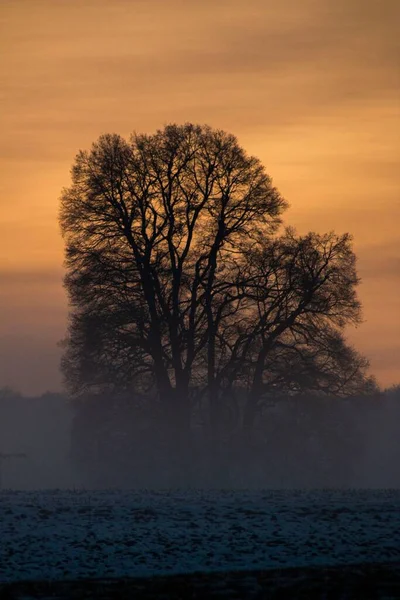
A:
0,269,63,286
367,345,400,371
0,333,63,395
357,241,400,280
1,0,398,156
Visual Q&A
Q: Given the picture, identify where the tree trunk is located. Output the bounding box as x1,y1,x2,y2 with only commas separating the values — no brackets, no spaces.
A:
162,387,192,487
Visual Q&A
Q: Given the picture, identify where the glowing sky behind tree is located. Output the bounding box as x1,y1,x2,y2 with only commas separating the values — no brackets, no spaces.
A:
0,0,399,395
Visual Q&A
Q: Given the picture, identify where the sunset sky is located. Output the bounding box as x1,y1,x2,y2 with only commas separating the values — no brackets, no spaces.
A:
1,0,399,395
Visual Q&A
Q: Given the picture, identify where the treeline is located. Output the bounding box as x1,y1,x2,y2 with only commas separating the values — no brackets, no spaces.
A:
70,386,400,489
0,388,73,489
2,385,398,489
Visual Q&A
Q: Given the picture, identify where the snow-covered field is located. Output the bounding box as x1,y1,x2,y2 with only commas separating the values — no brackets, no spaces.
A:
1,489,399,583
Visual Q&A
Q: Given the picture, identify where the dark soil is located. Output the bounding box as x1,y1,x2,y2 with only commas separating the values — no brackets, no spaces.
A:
1,562,399,599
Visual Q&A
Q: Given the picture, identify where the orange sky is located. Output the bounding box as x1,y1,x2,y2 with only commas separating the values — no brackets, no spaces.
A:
1,0,399,395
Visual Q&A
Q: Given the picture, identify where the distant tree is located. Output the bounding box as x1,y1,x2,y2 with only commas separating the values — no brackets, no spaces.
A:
0,387,21,401
385,384,400,397
60,124,374,471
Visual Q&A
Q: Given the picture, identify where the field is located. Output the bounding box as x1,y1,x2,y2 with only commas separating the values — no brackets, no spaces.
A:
1,489,399,598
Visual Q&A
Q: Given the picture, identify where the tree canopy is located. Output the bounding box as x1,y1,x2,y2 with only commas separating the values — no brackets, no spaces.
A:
60,123,375,453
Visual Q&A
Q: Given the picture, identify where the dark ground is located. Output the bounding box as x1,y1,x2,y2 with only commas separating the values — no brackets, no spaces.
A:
1,562,400,599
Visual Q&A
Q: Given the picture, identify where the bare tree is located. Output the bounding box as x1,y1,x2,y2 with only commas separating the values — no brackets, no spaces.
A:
60,123,374,472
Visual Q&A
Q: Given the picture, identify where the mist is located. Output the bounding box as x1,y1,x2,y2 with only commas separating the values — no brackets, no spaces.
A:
1,386,399,491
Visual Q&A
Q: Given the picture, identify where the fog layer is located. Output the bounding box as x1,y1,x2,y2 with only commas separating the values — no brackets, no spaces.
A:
1,388,398,490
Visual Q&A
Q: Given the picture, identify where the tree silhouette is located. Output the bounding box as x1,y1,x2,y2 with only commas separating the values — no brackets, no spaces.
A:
60,123,374,473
